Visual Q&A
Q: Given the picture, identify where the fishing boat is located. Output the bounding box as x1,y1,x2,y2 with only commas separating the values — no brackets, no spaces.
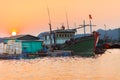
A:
59,31,99,57
39,6,104,57
59,15,106,56
38,20,103,57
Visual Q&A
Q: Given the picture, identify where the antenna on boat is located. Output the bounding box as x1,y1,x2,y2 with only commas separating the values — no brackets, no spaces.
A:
65,9,69,29
104,24,107,42
46,2,52,46
104,24,107,37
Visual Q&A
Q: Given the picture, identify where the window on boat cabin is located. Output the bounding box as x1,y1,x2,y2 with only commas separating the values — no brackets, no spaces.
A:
56,34,60,38
70,33,73,37
56,34,58,37
65,34,66,37
47,35,49,40
59,34,61,37
68,34,70,37
62,34,64,37
63,33,65,37
66,33,68,37
70,34,73,37
70,34,71,37
44,35,47,40
72,34,74,37
57,34,59,38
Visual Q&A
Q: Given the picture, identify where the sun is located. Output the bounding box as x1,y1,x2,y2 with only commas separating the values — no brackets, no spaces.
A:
12,31,17,36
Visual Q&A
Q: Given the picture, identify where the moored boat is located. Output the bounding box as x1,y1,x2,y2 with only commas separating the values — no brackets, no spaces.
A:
38,13,105,57
38,25,102,57
59,31,100,57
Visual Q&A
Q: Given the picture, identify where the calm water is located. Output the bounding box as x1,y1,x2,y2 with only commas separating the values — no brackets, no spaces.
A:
0,49,120,80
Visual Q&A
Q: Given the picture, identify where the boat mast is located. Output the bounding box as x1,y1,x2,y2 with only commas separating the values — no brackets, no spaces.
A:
65,9,69,29
79,20,96,36
83,20,86,36
79,20,89,36
47,4,52,46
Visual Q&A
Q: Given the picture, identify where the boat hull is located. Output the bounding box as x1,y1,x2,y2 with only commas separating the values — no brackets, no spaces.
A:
60,36,95,57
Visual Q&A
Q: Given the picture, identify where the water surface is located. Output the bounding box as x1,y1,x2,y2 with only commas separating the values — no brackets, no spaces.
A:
0,49,120,80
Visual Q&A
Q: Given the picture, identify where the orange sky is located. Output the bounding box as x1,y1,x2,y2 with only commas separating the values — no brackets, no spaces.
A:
0,0,120,37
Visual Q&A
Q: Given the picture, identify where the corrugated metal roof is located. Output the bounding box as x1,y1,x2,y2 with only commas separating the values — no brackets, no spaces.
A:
4,34,40,40
0,38,4,43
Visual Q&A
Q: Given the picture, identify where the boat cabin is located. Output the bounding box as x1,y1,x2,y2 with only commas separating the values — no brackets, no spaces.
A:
39,26,76,45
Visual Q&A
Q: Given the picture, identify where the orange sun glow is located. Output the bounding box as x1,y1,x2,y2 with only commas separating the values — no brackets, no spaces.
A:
11,31,17,36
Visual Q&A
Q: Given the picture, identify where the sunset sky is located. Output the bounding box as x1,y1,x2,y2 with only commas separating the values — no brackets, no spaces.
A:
0,0,120,37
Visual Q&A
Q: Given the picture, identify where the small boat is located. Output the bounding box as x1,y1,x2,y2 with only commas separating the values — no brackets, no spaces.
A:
110,43,120,49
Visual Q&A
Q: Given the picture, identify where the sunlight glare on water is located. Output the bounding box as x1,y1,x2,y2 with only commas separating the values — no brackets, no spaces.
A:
0,49,120,80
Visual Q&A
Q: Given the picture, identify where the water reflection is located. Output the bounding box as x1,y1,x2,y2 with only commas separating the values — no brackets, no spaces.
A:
0,49,120,80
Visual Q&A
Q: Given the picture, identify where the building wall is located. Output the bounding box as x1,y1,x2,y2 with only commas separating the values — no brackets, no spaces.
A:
22,41,43,54
2,39,43,54
5,40,22,54
0,43,4,54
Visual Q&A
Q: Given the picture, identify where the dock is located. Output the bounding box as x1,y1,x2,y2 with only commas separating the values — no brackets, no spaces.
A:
0,50,73,59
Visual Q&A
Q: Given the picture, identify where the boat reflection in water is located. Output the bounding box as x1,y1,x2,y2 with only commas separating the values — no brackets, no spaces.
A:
0,49,119,80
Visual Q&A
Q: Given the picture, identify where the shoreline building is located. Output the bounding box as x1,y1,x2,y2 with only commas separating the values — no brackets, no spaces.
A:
0,35,43,54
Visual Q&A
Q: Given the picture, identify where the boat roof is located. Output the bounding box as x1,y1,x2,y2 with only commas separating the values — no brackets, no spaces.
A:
54,29,76,33
39,29,76,36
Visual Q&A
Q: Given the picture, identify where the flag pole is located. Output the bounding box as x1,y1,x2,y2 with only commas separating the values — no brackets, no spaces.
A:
89,14,92,33
90,20,92,33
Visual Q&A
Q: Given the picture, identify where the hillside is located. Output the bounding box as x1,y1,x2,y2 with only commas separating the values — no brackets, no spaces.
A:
97,28,120,40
